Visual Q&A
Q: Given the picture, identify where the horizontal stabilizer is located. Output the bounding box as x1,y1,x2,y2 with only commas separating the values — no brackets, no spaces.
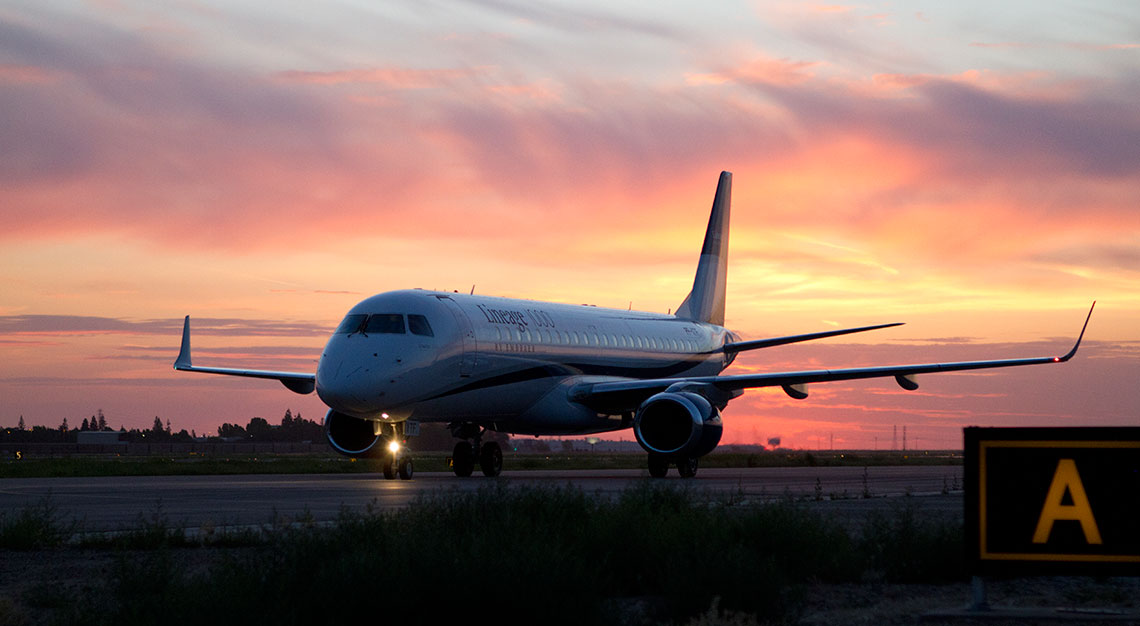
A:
723,322,903,354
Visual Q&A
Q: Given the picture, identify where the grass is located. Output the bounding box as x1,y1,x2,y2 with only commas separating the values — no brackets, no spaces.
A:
0,449,961,479
3,483,968,625
0,494,77,549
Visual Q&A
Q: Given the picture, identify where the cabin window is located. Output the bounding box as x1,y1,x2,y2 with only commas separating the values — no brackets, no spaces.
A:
408,314,434,337
335,314,367,334
365,314,405,334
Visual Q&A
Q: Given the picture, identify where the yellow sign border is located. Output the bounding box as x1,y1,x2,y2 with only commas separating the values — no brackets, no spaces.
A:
978,439,1140,563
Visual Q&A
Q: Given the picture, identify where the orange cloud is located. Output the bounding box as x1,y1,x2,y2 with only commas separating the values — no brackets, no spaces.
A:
686,55,818,87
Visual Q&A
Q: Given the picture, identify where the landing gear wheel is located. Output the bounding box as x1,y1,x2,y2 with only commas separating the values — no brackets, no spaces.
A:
452,441,475,477
479,442,503,477
647,453,669,478
382,455,398,480
398,457,414,480
677,456,699,478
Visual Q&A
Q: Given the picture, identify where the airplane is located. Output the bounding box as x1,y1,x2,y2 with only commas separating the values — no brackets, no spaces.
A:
175,171,1094,480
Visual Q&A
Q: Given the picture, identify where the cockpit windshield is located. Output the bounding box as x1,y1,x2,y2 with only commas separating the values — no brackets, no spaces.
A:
365,314,406,334
408,314,434,337
335,314,367,334
336,313,430,336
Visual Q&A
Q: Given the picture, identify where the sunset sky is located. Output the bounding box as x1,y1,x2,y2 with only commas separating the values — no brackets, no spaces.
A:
2,0,1138,449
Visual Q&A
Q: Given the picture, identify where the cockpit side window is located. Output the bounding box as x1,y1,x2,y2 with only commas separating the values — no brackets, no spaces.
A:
408,314,434,337
336,314,368,334
365,314,406,334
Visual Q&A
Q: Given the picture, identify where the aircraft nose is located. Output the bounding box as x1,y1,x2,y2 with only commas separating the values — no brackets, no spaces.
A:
317,358,373,416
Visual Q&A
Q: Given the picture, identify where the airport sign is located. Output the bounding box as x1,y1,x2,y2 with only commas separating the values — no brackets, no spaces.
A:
965,427,1140,574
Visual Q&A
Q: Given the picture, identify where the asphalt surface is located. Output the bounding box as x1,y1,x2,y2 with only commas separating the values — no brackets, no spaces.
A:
0,465,964,532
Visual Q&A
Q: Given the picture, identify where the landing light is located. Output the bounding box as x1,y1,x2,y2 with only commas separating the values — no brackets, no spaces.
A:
388,441,400,453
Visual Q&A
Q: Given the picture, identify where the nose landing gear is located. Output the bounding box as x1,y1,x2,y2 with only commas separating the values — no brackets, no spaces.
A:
378,421,414,481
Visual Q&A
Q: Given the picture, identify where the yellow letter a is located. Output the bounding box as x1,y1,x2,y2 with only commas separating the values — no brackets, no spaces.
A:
1032,458,1102,544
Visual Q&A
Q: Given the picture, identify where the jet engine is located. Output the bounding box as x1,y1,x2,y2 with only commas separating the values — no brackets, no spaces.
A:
324,409,381,457
633,391,722,458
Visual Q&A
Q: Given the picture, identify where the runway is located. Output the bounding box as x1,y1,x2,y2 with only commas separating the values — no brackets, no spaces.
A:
0,465,964,532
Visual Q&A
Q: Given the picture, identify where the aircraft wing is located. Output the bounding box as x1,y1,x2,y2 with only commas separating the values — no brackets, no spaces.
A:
572,303,1094,414
173,316,316,394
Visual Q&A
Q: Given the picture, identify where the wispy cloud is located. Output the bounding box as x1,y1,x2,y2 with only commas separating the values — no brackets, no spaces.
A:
276,67,480,88
0,316,332,337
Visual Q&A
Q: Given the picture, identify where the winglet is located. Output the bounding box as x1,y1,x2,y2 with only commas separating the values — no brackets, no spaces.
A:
175,315,192,369
1057,301,1095,362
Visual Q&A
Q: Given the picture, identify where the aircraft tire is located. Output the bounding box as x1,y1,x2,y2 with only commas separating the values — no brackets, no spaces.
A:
398,457,414,480
479,441,503,477
677,456,698,478
647,453,669,478
452,442,475,477
382,455,398,480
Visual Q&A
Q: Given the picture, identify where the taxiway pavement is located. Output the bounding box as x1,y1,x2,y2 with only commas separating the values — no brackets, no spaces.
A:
0,465,964,532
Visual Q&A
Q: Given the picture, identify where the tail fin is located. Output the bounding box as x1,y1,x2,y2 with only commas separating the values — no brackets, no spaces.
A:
675,171,731,326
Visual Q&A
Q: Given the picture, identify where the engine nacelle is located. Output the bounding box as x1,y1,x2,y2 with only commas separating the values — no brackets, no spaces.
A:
633,391,722,458
324,409,382,458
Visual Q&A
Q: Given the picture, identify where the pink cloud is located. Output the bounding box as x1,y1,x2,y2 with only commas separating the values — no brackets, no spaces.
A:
276,67,480,88
0,64,61,84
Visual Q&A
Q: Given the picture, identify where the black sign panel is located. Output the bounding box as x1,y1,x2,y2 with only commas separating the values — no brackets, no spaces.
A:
965,427,1140,575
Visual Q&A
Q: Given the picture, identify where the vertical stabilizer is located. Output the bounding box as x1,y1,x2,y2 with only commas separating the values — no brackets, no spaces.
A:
675,171,731,326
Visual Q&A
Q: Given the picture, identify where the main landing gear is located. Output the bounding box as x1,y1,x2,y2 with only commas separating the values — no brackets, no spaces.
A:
449,422,503,477
378,422,413,481
647,453,699,478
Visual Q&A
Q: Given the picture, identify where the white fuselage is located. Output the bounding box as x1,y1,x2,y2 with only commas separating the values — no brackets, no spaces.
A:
315,289,735,435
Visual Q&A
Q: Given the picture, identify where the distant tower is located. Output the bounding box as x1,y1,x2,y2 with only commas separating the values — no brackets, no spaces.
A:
892,425,898,451
903,425,908,451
